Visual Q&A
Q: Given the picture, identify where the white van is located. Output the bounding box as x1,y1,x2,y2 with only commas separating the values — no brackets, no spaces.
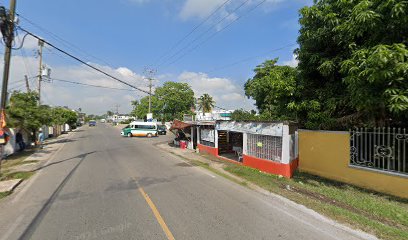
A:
121,121,158,138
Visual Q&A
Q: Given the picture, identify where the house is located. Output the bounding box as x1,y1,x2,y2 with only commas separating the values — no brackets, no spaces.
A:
108,114,136,123
170,119,299,178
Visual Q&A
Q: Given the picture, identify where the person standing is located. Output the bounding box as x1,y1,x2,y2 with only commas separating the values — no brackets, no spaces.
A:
15,130,25,152
38,129,45,149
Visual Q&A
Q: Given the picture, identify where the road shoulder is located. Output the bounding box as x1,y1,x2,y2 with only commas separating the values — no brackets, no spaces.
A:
155,142,378,240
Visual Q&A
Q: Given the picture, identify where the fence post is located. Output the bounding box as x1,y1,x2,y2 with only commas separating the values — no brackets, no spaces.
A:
281,124,290,164
243,132,247,156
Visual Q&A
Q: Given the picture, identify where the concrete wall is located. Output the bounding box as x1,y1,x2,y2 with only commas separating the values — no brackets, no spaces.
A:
197,144,218,157
298,130,408,198
243,154,298,178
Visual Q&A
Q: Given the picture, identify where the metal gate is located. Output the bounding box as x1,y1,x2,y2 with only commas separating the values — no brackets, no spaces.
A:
350,128,407,176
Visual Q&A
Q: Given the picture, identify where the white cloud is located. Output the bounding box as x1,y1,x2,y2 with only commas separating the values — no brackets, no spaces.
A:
15,34,41,50
283,54,298,67
1,54,255,115
180,0,288,20
177,71,254,110
1,55,148,115
180,0,227,20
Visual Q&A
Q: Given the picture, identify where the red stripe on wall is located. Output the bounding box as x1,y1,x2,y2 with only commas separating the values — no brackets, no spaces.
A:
197,144,218,156
243,155,298,178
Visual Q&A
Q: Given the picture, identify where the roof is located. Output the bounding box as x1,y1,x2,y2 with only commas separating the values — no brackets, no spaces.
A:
170,119,192,130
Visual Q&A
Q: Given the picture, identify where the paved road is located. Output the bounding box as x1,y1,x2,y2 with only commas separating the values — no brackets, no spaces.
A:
0,124,374,240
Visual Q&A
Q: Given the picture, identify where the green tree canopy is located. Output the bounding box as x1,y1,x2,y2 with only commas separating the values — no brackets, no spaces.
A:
230,109,261,121
132,81,195,121
244,59,298,121
52,107,78,126
295,0,408,128
7,91,52,133
197,93,215,113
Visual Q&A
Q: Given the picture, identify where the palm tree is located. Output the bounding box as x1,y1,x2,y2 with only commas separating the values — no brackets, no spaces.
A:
197,94,215,114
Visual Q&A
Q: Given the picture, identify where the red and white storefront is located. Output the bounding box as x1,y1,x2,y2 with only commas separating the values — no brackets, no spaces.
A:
197,121,298,178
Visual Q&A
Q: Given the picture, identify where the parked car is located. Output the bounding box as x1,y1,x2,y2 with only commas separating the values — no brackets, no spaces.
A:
157,125,167,135
89,120,97,127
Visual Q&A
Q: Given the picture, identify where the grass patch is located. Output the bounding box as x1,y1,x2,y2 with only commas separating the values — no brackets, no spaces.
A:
1,149,37,169
0,191,10,200
224,164,408,240
0,171,34,181
165,148,407,239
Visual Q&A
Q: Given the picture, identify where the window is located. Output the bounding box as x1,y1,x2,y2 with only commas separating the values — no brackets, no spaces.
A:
247,134,282,162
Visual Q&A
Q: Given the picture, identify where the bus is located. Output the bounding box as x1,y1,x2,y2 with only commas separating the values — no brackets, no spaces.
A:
121,121,158,138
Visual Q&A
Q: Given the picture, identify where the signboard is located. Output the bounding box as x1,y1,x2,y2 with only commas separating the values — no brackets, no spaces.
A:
200,129,215,143
183,114,193,122
216,121,283,136
146,113,153,122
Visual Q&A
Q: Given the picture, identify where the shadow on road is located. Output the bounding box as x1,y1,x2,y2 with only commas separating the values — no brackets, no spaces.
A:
18,151,96,240
33,151,96,172
44,138,76,146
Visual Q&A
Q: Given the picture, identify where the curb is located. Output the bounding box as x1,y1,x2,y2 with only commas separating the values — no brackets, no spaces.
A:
154,142,378,240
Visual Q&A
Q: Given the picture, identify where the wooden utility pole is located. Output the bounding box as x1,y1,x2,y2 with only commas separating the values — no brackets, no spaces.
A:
148,77,152,113
0,0,17,173
37,39,44,104
24,75,30,92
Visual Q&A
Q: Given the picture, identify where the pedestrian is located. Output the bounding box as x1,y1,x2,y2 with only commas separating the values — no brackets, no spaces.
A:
38,129,45,149
15,130,25,152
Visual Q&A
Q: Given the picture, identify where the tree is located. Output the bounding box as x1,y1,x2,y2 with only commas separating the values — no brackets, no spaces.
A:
296,0,408,128
132,82,195,121
197,93,215,113
7,91,52,141
155,82,195,121
52,107,78,127
230,109,261,121
130,100,140,117
107,110,113,116
244,59,298,121
133,96,161,120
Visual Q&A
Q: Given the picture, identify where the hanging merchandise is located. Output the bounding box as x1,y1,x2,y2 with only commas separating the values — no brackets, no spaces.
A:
0,129,9,145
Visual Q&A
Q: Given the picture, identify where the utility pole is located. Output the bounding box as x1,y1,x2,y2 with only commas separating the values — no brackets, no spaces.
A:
143,67,156,115
114,104,120,115
148,77,152,113
24,75,30,92
0,0,17,173
37,39,44,104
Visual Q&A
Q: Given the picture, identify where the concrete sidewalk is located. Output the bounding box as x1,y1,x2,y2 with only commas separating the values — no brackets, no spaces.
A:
156,142,274,189
155,142,377,240
0,129,81,197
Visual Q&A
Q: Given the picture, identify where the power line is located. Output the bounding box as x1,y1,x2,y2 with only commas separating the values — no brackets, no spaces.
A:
49,78,141,92
207,43,297,74
152,0,232,67
157,0,252,68
17,26,152,96
161,0,268,69
16,13,112,66
17,13,146,87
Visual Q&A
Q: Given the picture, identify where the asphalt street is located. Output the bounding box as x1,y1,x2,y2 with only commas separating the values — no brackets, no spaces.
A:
0,124,375,240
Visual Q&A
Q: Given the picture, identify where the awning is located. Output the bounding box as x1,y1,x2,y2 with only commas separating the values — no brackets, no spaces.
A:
170,119,192,131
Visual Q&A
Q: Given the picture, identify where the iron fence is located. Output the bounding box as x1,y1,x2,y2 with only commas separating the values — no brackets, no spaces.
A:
350,127,407,176
247,134,282,162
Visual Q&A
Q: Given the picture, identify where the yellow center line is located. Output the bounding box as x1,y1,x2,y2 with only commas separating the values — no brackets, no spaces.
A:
138,186,175,240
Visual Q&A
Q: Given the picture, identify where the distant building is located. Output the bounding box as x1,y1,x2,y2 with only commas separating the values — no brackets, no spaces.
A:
108,114,136,123
195,110,233,121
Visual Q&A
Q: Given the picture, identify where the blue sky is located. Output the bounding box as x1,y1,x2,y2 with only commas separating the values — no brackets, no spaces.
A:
3,0,312,115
